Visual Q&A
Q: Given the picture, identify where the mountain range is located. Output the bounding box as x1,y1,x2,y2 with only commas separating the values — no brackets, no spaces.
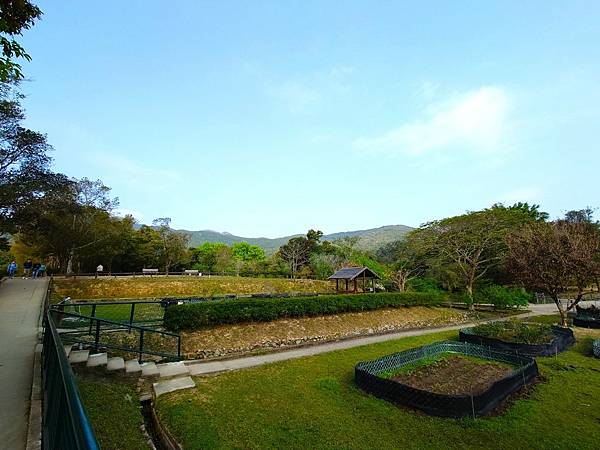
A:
177,224,413,254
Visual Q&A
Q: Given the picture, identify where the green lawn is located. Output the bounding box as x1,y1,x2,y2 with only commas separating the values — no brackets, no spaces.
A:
77,376,148,450
156,329,600,450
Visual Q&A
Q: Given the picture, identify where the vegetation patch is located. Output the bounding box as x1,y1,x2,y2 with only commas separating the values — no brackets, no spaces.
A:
52,275,334,301
76,375,148,450
470,321,554,344
384,353,515,396
164,292,444,331
156,330,600,449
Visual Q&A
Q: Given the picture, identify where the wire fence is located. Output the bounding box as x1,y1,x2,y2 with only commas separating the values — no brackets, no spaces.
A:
355,341,539,418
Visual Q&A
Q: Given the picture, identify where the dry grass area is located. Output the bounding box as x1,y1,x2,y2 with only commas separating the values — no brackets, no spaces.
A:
181,307,493,359
53,275,334,300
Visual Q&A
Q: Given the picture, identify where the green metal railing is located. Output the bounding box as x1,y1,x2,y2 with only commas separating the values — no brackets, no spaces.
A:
42,311,99,450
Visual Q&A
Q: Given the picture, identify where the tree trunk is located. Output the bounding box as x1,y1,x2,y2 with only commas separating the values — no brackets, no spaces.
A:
466,283,475,311
66,247,75,275
551,294,568,327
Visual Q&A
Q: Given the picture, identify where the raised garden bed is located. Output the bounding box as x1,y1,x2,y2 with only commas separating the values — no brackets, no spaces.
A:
355,341,538,418
459,321,575,356
573,306,600,329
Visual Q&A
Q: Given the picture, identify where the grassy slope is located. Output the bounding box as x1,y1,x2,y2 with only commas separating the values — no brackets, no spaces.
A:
53,276,334,300
157,328,600,450
77,376,148,450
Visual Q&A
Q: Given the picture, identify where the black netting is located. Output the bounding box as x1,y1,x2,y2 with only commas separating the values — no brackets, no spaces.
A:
593,339,600,358
355,341,538,418
459,325,575,356
573,316,600,329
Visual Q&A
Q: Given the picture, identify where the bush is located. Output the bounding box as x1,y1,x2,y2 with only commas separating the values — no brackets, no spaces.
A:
471,320,554,344
475,285,532,309
407,277,445,294
164,292,445,331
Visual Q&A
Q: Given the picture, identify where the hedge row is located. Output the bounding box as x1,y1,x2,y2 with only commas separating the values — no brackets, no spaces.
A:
163,292,444,331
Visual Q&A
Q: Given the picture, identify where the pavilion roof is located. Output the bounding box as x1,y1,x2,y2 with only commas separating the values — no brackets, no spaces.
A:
328,266,380,280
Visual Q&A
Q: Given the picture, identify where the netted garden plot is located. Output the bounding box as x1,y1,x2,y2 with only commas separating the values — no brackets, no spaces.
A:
459,322,575,356
573,305,600,329
355,341,538,418
594,339,600,358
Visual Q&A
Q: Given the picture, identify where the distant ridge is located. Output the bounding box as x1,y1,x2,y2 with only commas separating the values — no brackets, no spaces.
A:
176,224,413,254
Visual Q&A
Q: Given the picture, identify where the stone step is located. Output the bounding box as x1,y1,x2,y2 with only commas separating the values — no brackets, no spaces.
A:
107,357,125,371
86,353,108,367
157,361,189,378
153,376,195,398
63,344,73,357
125,359,141,375
68,349,89,364
140,361,159,377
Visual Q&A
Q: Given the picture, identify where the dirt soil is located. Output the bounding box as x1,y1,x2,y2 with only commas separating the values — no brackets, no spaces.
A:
392,355,514,395
181,307,496,359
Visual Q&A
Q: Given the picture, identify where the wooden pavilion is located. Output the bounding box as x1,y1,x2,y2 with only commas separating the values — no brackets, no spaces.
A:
328,266,380,294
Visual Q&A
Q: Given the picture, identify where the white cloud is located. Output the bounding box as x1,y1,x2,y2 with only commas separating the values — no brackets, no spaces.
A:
354,86,512,157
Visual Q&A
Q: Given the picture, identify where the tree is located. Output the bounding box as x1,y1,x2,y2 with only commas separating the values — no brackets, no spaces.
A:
0,0,42,81
152,218,189,274
413,207,536,308
278,237,311,278
507,220,600,326
231,242,265,262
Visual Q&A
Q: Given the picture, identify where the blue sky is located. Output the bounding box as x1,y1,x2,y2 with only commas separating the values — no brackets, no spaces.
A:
19,1,600,237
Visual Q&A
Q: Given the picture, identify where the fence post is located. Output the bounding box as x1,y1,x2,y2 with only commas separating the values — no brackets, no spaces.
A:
88,304,97,335
94,320,100,353
138,329,145,363
129,303,136,333
177,335,181,359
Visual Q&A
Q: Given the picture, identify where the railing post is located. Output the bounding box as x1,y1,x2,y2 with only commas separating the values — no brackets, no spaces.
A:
138,329,145,363
88,304,97,335
94,320,100,353
177,335,181,359
129,303,136,333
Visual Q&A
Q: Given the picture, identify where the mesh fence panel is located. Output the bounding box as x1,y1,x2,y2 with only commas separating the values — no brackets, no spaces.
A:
355,341,539,418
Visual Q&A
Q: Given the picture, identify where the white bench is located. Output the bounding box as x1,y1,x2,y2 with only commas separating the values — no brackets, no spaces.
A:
183,270,201,276
142,268,159,276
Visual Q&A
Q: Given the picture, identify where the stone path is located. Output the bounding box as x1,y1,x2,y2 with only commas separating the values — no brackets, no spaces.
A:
186,305,558,376
0,278,48,450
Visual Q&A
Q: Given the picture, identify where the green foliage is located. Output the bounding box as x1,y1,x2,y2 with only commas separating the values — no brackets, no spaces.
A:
406,276,444,293
231,241,265,262
164,292,444,331
475,284,532,309
471,320,554,344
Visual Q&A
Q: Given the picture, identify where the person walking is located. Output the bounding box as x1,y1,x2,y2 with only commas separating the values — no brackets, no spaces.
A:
23,259,33,279
37,263,46,278
7,261,17,278
32,262,40,278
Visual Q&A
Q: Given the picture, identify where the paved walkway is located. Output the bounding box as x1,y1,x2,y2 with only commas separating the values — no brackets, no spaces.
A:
0,278,47,450
186,304,559,375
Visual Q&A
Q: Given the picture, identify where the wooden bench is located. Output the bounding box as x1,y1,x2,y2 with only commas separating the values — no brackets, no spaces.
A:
142,268,159,276
183,269,201,276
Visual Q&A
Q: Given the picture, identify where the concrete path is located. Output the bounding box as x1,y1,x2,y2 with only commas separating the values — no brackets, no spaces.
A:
186,305,559,376
0,278,47,450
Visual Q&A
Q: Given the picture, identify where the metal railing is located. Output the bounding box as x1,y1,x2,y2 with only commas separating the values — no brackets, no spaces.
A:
50,308,181,362
56,300,166,329
42,310,99,450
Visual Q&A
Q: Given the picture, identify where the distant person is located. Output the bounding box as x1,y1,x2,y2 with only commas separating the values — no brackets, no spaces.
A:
7,261,17,278
96,264,104,279
23,259,33,279
32,262,41,278
37,263,46,278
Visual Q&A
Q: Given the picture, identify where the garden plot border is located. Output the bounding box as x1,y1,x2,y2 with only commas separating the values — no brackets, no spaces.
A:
355,341,538,418
572,316,600,329
459,325,575,357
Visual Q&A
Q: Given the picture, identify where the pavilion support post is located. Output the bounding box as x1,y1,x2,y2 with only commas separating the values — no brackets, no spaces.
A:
336,279,339,293
363,272,366,293
354,279,357,293
345,279,348,292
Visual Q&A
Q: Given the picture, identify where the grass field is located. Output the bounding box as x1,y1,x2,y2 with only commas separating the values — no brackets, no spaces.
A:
156,324,600,450
53,276,334,301
77,376,148,450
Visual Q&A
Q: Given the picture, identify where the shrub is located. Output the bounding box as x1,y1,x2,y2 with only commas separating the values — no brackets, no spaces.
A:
471,320,554,344
164,292,445,331
407,277,445,294
475,285,532,309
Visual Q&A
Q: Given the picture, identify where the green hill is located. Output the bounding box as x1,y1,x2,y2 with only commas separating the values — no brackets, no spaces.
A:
178,225,413,254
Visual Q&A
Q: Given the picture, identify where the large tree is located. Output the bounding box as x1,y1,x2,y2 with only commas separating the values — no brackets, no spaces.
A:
507,220,600,326
152,218,190,274
278,236,311,278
